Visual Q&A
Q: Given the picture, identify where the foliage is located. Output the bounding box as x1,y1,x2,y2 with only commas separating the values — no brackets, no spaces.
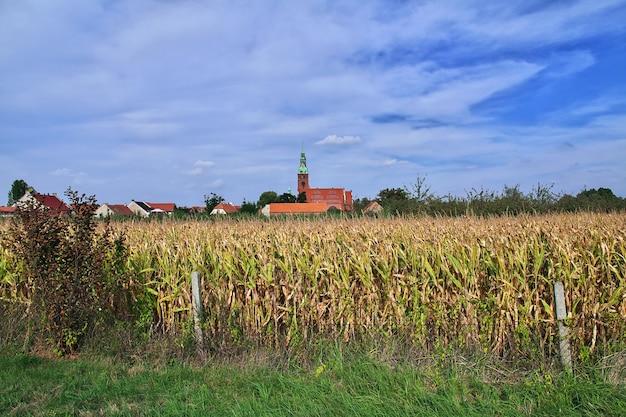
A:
204,192,225,213
2,188,131,355
278,192,296,203
372,176,624,217
376,187,412,214
238,200,259,214
172,206,191,219
257,191,279,208
7,179,29,206
405,173,436,203
564,187,625,212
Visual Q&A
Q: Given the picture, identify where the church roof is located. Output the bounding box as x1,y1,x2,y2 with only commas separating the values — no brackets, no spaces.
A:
298,144,309,174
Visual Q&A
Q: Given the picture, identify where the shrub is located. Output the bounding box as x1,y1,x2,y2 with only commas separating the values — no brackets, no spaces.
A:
5,188,130,355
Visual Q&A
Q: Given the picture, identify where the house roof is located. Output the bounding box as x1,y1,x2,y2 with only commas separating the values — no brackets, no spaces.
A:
0,206,16,214
211,202,240,214
363,201,383,213
270,203,328,214
34,193,70,212
132,201,153,213
148,202,176,212
107,204,134,216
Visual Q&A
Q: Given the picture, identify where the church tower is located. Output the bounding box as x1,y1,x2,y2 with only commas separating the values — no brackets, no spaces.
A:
297,144,310,198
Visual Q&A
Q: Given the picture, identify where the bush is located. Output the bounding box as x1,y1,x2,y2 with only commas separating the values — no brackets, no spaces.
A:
5,188,131,355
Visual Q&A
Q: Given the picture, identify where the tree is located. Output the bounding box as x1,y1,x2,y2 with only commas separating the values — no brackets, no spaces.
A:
406,173,435,203
239,200,258,215
377,188,410,204
257,191,279,208
204,192,225,213
352,197,371,213
7,179,29,205
377,188,412,215
297,192,307,203
575,187,624,212
278,192,296,203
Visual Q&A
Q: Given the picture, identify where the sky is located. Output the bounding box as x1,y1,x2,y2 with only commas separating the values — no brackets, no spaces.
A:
1,0,625,207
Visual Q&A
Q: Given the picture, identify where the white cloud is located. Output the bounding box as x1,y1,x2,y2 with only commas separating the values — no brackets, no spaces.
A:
1,0,625,204
51,168,73,176
50,168,87,179
182,160,215,175
382,159,410,166
316,135,362,145
208,179,225,188
194,160,215,168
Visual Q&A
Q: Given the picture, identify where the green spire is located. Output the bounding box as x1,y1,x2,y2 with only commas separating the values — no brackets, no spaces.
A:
298,143,308,174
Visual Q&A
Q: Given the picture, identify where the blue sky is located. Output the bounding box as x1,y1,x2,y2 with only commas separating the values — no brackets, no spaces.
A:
1,0,625,206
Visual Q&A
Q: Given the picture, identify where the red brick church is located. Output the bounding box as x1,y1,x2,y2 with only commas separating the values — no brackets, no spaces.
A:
297,146,353,211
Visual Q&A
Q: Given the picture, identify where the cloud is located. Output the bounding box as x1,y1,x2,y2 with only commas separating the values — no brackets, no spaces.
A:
194,160,215,168
541,50,596,79
50,168,87,178
1,0,625,205
182,160,215,175
316,135,362,145
208,179,224,188
382,159,410,166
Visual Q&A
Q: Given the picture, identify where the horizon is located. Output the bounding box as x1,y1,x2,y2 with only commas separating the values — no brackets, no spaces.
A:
2,1,625,206
6,175,623,208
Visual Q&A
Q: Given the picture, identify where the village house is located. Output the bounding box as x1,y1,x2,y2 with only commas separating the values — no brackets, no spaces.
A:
16,190,71,215
94,203,134,218
148,202,176,213
362,201,384,214
127,200,176,217
210,202,240,215
0,206,16,217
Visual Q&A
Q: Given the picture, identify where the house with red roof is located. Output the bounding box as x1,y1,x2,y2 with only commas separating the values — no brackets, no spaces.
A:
210,202,240,215
128,200,176,217
362,201,383,214
0,206,17,217
95,203,134,218
17,190,70,215
148,202,176,213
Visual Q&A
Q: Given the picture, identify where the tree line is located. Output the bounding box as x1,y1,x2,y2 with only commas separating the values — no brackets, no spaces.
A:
7,177,626,219
354,177,626,216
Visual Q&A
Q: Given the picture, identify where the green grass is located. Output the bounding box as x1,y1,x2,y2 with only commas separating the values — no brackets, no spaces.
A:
1,351,625,417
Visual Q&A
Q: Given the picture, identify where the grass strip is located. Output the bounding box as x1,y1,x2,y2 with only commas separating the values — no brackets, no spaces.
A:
1,352,625,416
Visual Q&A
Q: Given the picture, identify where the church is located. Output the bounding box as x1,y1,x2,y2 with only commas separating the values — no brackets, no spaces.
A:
296,146,353,212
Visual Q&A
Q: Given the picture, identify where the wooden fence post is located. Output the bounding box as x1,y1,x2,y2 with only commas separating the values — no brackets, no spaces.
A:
191,271,206,361
554,281,572,374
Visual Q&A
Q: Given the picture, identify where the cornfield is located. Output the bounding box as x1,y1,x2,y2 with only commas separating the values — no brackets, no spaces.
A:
2,212,625,361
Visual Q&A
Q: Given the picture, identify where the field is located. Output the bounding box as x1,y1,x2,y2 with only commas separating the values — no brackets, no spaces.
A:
2,212,625,415
2,212,626,366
